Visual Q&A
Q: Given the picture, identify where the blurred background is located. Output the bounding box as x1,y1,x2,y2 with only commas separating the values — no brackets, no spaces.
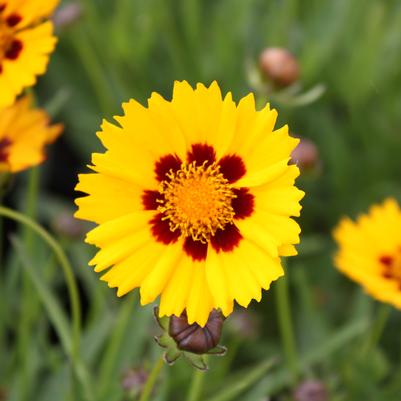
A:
2,0,401,400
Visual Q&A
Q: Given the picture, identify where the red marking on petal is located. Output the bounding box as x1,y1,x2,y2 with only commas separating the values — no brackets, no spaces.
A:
0,64,3,74
210,224,242,253
142,190,162,211
187,143,216,166
155,154,182,182
183,237,208,261
150,213,180,245
5,39,23,60
218,155,246,183
6,13,22,27
0,137,12,163
0,4,6,13
379,255,393,266
232,188,254,219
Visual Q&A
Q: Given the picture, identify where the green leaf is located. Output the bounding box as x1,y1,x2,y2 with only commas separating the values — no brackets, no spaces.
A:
11,236,72,356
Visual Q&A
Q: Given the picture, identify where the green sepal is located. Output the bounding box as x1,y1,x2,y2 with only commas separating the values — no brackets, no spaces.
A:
164,348,182,365
183,352,208,371
153,307,169,331
207,345,227,356
154,333,170,349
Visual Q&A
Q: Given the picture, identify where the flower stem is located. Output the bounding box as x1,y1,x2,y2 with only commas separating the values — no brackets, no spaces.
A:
17,168,40,401
275,265,298,383
361,304,391,356
186,356,208,401
0,206,82,365
138,356,165,401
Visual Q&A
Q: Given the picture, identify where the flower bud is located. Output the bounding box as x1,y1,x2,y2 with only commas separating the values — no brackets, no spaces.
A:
53,3,82,30
229,309,260,340
121,367,148,397
259,47,299,87
169,310,224,355
52,211,87,239
291,138,319,171
293,380,327,401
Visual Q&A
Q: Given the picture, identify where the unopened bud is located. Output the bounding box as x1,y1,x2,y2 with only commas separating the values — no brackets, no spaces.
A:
53,3,82,29
291,138,319,171
229,309,259,340
121,367,148,396
52,211,87,239
169,310,224,355
293,380,327,401
259,47,299,87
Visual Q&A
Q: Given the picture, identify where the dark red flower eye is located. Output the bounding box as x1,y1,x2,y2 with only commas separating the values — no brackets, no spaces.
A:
232,188,254,219
187,143,216,166
155,154,181,182
6,13,22,27
210,224,242,252
0,137,12,162
183,237,208,261
5,40,23,60
150,214,180,245
218,154,246,183
142,190,162,211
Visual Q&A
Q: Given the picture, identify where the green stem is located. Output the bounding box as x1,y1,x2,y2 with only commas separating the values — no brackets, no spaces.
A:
275,265,298,383
361,304,391,356
186,356,208,401
98,296,136,398
138,356,165,401
17,168,40,401
0,206,82,365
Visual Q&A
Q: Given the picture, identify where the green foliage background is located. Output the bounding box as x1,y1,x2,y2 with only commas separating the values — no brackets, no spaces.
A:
1,0,401,400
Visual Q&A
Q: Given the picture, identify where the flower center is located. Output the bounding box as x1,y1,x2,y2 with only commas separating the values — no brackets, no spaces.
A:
0,18,11,56
0,137,12,169
158,162,236,242
380,249,401,283
0,12,22,68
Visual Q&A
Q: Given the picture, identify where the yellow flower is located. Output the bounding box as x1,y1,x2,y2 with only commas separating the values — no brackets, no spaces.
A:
0,0,59,108
75,81,304,326
0,95,62,173
333,198,401,309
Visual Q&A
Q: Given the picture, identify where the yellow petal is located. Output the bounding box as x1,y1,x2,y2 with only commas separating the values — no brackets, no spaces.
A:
205,249,234,316
140,242,183,304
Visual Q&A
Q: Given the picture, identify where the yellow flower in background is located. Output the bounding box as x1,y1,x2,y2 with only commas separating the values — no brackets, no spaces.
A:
334,198,401,309
0,95,62,173
0,0,59,108
75,81,304,326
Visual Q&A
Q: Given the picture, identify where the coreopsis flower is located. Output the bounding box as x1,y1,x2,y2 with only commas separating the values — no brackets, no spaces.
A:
0,95,62,173
75,81,304,326
334,198,401,309
0,0,59,108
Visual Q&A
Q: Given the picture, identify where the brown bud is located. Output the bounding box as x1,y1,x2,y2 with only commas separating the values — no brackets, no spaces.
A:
169,310,224,354
259,47,299,87
52,211,87,239
121,367,148,395
291,138,319,171
293,380,327,401
229,309,260,340
53,3,82,29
